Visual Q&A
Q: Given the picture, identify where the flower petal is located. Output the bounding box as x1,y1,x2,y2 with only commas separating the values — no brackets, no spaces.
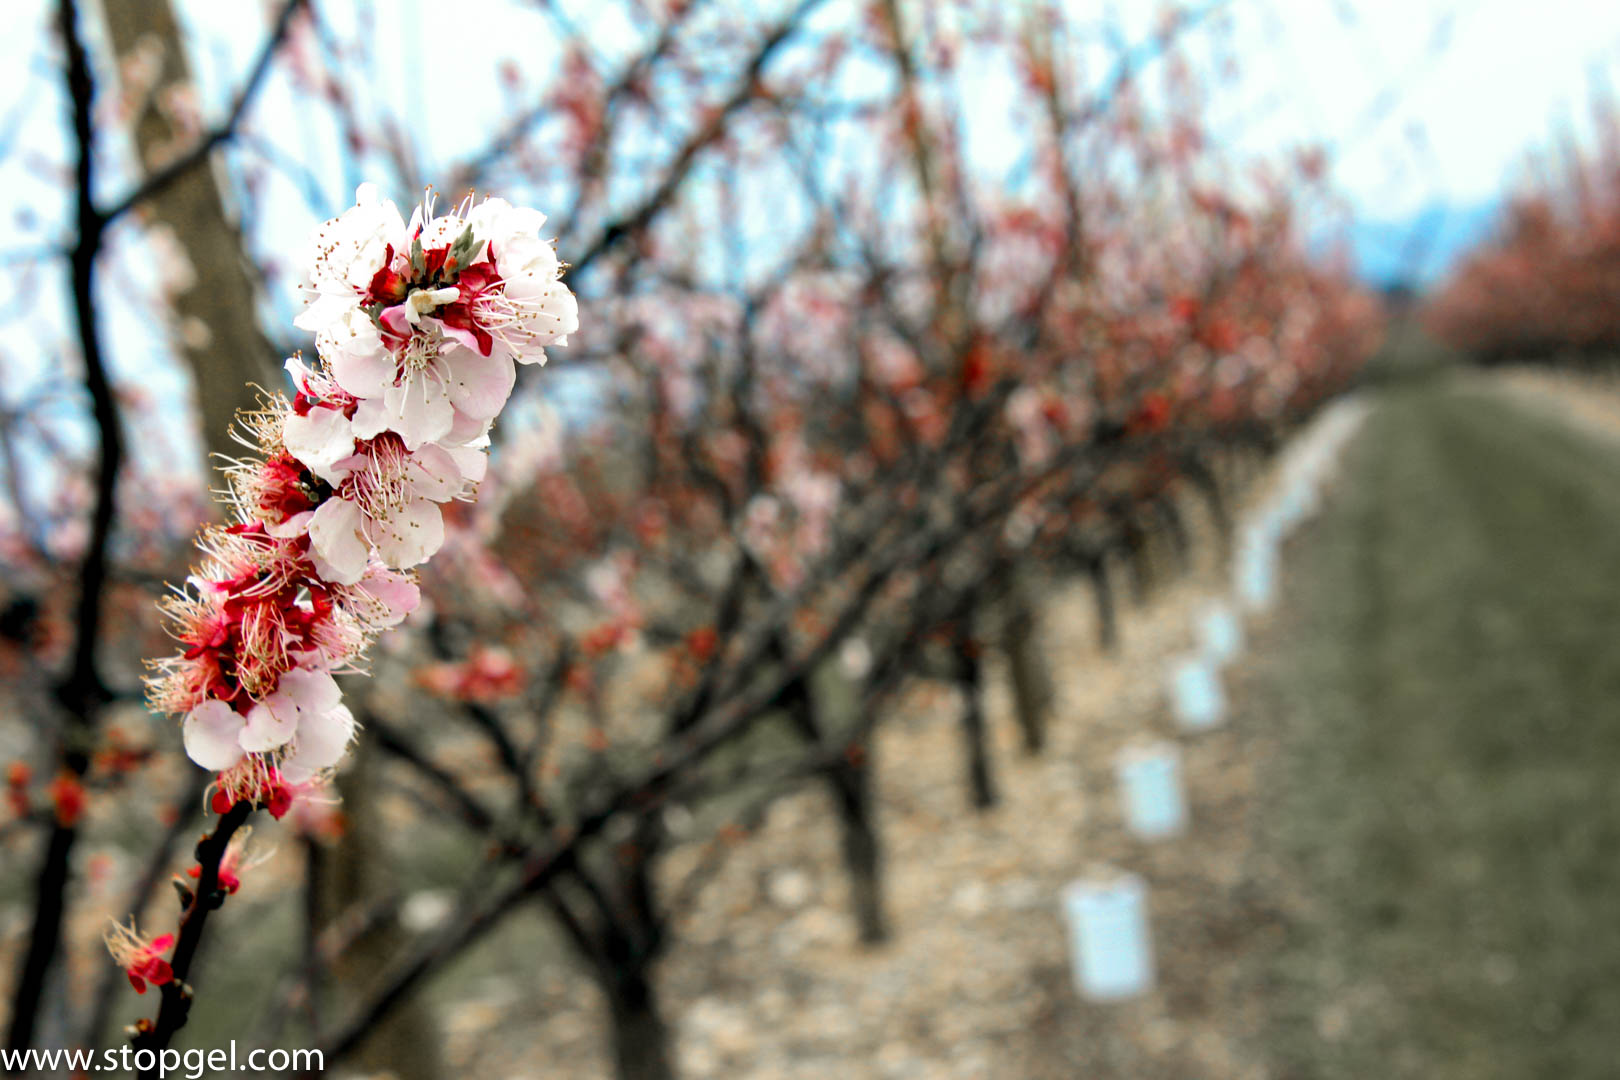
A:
241,694,298,752
352,564,420,627
321,310,393,399
264,509,314,539
406,442,462,502
282,405,355,486
443,348,515,420
280,704,357,783
445,443,488,486
443,407,492,446
182,700,246,771
350,397,391,441
384,374,455,450
371,497,443,569
307,497,370,586
278,666,342,714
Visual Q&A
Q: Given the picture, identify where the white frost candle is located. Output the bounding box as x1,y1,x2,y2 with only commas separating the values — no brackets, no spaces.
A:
1062,872,1155,1001
1168,655,1226,730
1115,741,1186,839
1198,601,1244,666
1234,533,1277,613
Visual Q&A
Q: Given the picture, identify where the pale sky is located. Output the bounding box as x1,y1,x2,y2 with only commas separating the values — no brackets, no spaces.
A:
1209,0,1620,221
2,0,1619,511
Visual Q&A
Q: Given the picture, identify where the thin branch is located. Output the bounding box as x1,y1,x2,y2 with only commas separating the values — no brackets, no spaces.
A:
80,773,209,1050
566,0,827,281
129,801,255,1076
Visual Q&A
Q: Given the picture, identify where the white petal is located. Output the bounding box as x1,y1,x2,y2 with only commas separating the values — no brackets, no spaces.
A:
372,497,443,569
444,348,516,420
406,442,462,502
384,374,455,450
241,694,299,752
182,700,246,771
282,406,356,486
279,666,342,714
280,704,357,783
307,497,370,585
294,294,353,333
350,397,391,441
445,443,487,485
322,313,394,399
265,509,314,539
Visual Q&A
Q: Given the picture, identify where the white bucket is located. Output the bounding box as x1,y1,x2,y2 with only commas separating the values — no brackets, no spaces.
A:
1062,872,1155,1001
1169,655,1227,730
1115,742,1186,839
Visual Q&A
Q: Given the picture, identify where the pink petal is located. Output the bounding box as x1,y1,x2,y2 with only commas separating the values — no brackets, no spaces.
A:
445,407,491,445
265,510,314,539
406,443,462,502
379,305,412,338
383,375,455,450
356,565,420,627
436,321,484,355
446,444,488,485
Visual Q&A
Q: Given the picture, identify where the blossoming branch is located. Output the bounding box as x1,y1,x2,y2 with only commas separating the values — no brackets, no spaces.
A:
119,185,575,1007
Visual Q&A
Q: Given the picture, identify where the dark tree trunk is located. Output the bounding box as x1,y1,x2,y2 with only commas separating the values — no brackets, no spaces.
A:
1156,498,1190,571
604,969,676,1080
1088,554,1118,652
830,747,887,943
1123,518,1154,604
1182,454,1231,563
781,673,889,944
997,569,1051,754
952,629,997,810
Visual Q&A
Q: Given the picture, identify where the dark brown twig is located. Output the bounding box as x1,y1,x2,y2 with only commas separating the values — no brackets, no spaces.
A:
129,801,255,1077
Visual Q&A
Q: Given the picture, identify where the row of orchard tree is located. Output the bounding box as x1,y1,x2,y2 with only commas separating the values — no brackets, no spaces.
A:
0,1,1381,1078
1427,92,1620,361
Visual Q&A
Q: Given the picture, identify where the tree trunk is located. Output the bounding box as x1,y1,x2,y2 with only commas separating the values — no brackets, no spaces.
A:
997,568,1051,754
952,629,997,810
312,744,444,1080
98,0,282,460
781,674,889,944
1088,554,1118,652
1157,498,1190,572
1182,455,1231,563
830,747,887,943
604,969,676,1080
1124,519,1154,604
